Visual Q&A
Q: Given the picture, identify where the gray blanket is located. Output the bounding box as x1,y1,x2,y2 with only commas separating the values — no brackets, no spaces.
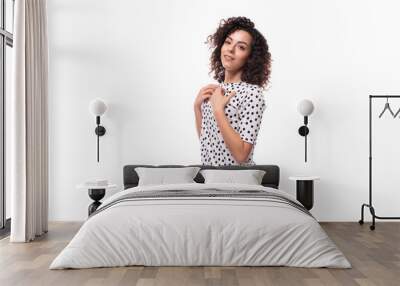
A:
91,188,314,218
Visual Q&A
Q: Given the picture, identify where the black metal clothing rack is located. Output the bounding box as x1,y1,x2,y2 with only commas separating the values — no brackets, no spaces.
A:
359,95,400,230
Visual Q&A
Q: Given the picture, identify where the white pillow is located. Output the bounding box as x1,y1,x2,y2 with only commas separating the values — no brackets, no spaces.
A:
135,167,201,186
200,169,266,185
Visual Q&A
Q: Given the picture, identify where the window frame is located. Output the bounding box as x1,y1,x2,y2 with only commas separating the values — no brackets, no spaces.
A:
0,0,14,232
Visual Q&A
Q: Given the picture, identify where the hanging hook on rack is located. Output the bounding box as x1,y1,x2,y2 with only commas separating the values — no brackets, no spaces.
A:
393,102,400,118
378,96,395,118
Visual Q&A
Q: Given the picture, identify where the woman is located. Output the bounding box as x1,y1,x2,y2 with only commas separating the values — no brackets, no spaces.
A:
194,16,272,166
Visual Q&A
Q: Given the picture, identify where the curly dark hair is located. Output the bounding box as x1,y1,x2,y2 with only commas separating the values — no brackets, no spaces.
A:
205,16,272,89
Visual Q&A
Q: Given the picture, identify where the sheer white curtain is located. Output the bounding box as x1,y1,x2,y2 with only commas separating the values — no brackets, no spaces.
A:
9,0,48,242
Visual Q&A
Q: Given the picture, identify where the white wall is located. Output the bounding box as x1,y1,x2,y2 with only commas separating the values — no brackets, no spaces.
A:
47,0,400,221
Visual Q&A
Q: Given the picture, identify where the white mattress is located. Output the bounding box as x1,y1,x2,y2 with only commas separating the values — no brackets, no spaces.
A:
50,183,351,269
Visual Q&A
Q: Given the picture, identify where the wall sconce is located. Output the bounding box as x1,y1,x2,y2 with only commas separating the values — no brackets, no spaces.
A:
89,98,107,162
297,99,315,162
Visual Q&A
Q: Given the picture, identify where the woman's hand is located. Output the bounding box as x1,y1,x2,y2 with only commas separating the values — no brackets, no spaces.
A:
194,84,219,109
210,87,236,114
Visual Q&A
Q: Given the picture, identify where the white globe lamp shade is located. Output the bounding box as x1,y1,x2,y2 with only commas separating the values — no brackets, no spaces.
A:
89,99,107,116
297,99,314,116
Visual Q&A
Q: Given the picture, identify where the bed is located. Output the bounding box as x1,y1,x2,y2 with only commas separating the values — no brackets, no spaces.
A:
49,164,351,269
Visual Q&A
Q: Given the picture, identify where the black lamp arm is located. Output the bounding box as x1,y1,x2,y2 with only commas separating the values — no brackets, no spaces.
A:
298,115,310,162
94,116,106,162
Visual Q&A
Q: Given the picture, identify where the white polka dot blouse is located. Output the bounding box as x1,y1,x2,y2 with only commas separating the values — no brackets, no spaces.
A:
200,81,266,166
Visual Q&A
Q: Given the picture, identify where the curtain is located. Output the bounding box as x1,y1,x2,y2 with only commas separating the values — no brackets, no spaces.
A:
9,0,48,242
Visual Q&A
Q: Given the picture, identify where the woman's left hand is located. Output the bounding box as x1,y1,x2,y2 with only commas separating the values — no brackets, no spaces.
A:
210,87,236,114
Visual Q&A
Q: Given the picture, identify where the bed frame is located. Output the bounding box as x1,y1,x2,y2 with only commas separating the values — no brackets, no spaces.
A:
123,164,280,190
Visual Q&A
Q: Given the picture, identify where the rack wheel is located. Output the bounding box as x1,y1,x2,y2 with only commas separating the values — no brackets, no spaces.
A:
358,220,364,225
370,225,375,231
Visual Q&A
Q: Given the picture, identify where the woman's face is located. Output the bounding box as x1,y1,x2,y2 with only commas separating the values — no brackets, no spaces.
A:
220,29,253,72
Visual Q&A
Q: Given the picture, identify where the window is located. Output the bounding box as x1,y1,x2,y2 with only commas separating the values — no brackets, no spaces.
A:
0,0,14,234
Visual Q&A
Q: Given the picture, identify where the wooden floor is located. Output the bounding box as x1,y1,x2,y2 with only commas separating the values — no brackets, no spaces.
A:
0,222,399,286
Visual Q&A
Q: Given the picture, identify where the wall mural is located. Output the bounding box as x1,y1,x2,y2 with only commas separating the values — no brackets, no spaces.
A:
194,16,271,166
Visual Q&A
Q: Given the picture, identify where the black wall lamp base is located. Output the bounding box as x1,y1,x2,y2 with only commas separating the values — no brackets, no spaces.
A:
95,126,106,136
298,126,309,136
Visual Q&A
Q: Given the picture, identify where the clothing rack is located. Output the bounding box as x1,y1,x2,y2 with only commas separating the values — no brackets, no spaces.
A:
359,95,400,230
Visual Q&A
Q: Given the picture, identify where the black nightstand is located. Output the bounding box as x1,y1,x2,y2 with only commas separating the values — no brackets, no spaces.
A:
289,176,320,210
77,183,117,216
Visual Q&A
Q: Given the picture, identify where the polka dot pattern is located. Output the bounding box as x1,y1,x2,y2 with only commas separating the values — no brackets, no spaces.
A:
199,81,266,166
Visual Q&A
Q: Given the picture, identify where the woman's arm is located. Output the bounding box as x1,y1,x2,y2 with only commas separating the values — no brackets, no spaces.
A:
210,86,266,163
213,109,253,163
194,104,202,139
194,84,220,139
